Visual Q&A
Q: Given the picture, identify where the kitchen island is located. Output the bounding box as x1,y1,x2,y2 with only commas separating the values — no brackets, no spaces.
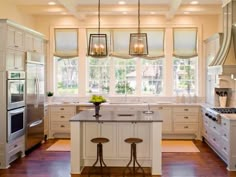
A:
70,108,163,175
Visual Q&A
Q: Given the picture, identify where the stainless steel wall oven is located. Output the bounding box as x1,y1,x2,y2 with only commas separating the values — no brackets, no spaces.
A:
7,107,25,142
7,71,25,110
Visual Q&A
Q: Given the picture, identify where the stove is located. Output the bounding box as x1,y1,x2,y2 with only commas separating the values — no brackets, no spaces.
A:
204,107,236,124
211,108,236,114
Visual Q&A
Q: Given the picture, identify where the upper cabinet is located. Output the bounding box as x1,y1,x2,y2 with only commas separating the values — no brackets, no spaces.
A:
7,26,24,51
0,19,45,71
25,33,44,54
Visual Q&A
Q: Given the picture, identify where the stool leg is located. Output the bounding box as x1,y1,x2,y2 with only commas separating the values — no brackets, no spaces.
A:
99,143,107,167
133,143,145,177
92,143,100,167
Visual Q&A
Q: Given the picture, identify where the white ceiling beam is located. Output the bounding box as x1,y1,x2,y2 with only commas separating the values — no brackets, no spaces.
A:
57,0,86,20
166,0,182,20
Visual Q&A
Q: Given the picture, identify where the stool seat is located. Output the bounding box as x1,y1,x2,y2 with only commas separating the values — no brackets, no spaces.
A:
91,137,109,144
124,137,143,144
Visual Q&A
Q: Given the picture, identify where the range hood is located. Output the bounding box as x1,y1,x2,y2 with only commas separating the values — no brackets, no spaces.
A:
209,0,236,75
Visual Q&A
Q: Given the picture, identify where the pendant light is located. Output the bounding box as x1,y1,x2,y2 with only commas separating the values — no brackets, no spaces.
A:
88,0,108,57
129,0,148,56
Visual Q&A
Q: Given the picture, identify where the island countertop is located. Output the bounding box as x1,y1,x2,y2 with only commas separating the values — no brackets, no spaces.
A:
70,109,163,122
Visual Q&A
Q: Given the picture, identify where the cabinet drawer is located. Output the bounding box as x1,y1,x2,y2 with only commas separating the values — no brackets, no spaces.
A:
174,123,198,133
50,106,75,114
220,139,229,160
209,122,221,135
51,122,70,132
51,114,74,121
221,129,229,142
174,115,198,123
173,107,199,113
221,118,229,130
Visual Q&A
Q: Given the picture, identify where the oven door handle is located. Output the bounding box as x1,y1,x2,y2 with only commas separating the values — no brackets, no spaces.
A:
9,107,25,114
29,119,43,128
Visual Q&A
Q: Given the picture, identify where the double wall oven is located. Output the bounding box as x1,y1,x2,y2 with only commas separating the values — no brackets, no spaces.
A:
7,71,26,142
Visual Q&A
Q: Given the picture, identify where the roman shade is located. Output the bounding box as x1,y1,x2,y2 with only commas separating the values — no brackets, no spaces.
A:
54,28,78,58
173,28,198,59
110,28,165,59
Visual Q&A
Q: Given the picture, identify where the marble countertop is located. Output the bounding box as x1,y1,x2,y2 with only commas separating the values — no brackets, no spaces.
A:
70,109,163,122
48,101,202,107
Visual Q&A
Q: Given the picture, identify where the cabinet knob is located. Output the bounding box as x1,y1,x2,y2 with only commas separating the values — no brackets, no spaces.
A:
14,144,18,148
60,125,65,128
224,123,226,126
184,109,189,111
60,108,64,110
184,116,189,119
60,116,65,118
224,147,227,150
14,45,19,48
184,126,189,129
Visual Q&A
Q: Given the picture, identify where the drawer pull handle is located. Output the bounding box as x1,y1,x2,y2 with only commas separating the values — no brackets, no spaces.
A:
14,144,18,148
224,123,226,126
224,134,227,137
184,109,189,111
184,126,189,129
159,107,163,110
213,138,216,141
60,116,65,118
60,108,64,110
60,125,65,128
118,114,134,117
224,147,227,150
213,126,216,129
14,45,19,48
184,116,189,119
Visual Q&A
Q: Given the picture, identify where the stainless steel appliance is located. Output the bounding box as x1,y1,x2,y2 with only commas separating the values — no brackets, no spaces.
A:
25,52,45,151
7,71,25,110
7,107,25,142
204,107,236,124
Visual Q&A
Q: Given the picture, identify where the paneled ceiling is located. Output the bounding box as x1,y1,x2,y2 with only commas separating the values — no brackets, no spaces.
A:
9,0,223,20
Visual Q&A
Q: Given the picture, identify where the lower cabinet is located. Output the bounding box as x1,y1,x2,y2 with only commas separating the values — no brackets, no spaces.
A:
49,105,76,138
84,122,151,160
84,122,117,158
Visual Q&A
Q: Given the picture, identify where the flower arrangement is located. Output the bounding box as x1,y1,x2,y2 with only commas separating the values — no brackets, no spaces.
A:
47,91,54,97
89,95,106,103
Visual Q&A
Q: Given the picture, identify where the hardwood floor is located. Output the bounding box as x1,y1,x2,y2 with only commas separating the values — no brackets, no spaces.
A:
1,139,236,177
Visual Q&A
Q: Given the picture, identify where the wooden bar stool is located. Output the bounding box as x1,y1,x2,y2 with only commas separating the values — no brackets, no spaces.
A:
123,138,145,177
88,137,110,177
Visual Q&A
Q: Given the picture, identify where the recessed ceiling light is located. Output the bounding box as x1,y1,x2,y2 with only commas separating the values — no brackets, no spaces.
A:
118,1,126,5
150,11,156,15
61,12,67,15
184,11,190,14
122,11,127,15
48,1,56,5
190,1,199,5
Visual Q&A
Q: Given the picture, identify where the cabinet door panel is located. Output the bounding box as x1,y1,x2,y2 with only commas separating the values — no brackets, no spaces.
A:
135,123,150,158
118,123,133,158
84,123,99,158
101,123,117,158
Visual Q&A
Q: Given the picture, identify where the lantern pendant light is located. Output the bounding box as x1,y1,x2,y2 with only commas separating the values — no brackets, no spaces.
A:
88,0,108,57
129,0,148,56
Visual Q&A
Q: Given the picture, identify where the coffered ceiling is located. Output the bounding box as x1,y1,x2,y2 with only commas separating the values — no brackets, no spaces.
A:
9,0,223,20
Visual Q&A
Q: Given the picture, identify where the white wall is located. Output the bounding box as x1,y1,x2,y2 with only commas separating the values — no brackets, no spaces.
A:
0,1,35,29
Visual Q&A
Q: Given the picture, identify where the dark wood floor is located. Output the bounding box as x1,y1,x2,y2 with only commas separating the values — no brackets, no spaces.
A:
1,139,236,177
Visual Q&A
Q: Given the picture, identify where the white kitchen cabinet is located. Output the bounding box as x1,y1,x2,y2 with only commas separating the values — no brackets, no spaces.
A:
7,25,24,51
25,33,44,53
117,122,150,158
172,106,200,139
6,49,25,70
49,105,76,138
84,122,117,158
152,106,172,133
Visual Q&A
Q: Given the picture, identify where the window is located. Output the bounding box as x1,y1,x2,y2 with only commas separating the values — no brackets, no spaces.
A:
173,57,198,95
141,59,163,95
114,58,136,95
54,56,79,95
87,57,110,94
53,28,79,95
